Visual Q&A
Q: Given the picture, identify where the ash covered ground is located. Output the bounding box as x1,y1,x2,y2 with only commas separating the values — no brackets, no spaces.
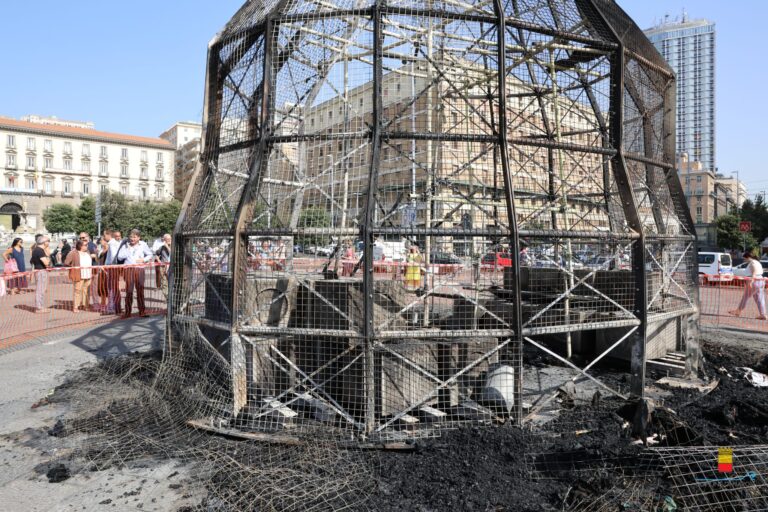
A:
3,327,767,511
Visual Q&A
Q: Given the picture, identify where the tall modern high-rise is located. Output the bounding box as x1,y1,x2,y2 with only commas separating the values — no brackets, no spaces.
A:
645,14,716,172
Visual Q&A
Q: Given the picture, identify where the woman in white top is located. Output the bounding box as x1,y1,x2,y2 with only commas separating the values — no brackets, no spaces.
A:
64,240,93,313
729,251,767,320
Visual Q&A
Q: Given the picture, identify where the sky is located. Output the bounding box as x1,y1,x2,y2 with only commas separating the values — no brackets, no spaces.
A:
1,1,765,196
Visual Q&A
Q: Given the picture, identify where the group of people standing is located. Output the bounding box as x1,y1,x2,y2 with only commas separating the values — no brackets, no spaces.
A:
1,229,171,317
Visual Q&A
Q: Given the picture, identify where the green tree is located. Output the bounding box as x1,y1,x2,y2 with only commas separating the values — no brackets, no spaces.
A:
42,204,76,234
150,200,181,238
73,196,97,236
297,207,331,248
740,194,768,244
120,199,181,239
97,190,130,234
716,214,756,251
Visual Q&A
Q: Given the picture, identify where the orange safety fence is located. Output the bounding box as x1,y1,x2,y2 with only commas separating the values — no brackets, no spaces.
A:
699,274,768,332
0,262,169,350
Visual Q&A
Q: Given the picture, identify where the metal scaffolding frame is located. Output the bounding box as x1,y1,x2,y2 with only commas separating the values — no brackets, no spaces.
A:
168,0,699,443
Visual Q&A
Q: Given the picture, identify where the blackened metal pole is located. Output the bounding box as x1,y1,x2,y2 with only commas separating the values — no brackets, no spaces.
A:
169,37,223,354
230,16,278,415
612,50,648,398
493,0,525,423
362,3,384,435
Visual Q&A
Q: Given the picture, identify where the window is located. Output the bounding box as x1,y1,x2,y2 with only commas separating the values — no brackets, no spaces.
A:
100,146,108,158
6,135,15,147
121,164,128,177
99,162,108,175
121,148,128,159
82,181,90,196
44,139,52,152
82,144,90,157
155,186,163,199
44,180,52,194
63,141,72,154
140,167,148,179
27,137,35,150
6,154,16,168
6,176,16,189
100,184,108,194
26,155,35,169
140,187,147,199
696,176,702,182
140,150,148,162
64,158,72,171
82,160,91,173
120,184,128,196
26,177,36,190
44,157,52,169
156,152,163,162
156,169,164,181
63,181,72,195
310,118,315,127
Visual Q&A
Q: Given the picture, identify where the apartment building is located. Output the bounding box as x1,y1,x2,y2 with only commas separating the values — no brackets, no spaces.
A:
0,116,174,233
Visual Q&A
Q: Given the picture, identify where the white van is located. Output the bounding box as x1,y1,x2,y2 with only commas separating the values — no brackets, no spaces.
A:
697,252,733,284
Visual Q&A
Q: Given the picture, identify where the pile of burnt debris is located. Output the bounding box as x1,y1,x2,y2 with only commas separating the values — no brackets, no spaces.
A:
39,337,768,511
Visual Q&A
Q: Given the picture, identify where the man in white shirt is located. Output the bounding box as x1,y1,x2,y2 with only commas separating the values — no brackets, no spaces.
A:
729,250,767,320
105,230,123,314
114,229,154,318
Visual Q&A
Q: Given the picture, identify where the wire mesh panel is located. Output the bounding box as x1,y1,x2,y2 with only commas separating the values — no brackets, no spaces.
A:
169,0,699,443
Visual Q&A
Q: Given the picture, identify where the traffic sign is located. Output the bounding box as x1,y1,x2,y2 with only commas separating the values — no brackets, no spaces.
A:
739,221,751,233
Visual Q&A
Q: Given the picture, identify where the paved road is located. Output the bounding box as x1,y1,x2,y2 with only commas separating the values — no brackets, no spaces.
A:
0,317,198,511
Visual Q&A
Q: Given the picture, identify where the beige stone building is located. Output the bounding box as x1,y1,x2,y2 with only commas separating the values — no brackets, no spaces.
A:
160,122,202,201
0,116,175,233
278,60,611,254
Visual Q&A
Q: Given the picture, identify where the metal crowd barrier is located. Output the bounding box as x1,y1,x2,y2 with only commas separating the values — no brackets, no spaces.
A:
3,264,765,350
699,274,768,332
0,262,169,350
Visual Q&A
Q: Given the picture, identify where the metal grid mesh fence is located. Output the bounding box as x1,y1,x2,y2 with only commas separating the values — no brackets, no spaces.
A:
166,0,698,443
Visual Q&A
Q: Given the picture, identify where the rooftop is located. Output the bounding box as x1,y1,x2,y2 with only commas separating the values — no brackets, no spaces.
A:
0,116,174,150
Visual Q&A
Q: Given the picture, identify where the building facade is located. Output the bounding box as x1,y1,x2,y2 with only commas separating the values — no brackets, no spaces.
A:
0,116,175,233
289,60,615,255
645,15,716,172
160,121,202,200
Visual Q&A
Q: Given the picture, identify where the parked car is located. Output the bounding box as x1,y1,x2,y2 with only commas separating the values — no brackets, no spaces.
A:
698,252,733,284
430,251,463,265
584,256,613,270
293,244,303,254
732,260,768,280
316,245,335,257
482,252,513,268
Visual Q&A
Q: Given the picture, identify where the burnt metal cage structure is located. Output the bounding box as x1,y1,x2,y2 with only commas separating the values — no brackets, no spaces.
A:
169,0,699,443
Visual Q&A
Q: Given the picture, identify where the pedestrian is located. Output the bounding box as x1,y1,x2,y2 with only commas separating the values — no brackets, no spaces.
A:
155,233,171,297
64,240,93,313
94,229,112,310
60,238,71,263
2,237,27,294
105,230,124,315
112,229,153,318
729,250,767,320
256,239,272,270
404,244,423,291
273,238,287,270
3,238,27,295
519,245,533,266
29,234,52,313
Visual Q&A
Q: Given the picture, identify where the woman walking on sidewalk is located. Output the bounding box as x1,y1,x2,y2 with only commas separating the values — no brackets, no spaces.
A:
729,250,767,320
65,240,93,313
